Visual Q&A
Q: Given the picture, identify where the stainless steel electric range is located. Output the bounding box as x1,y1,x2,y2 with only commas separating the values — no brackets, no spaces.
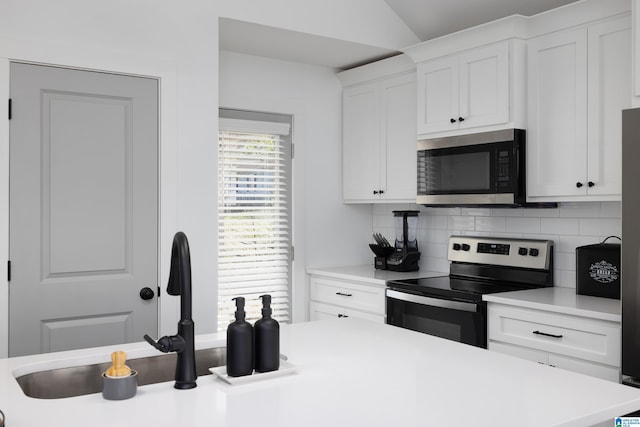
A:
386,235,554,348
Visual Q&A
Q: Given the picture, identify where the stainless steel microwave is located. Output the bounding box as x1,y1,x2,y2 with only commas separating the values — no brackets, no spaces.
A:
417,129,526,207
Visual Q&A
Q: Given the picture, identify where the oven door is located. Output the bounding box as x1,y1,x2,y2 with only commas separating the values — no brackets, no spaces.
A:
386,289,487,348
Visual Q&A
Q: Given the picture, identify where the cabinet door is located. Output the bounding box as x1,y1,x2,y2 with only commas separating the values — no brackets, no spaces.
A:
417,56,458,135
489,341,549,365
458,42,509,129
548,354,620,382
527,28,588,198
379,73,417,201
343,82,380,201
586,16,631,198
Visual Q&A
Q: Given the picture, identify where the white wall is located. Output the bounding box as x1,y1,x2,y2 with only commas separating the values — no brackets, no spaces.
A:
0,0,413,357
373,202,622,288
219,51,372,322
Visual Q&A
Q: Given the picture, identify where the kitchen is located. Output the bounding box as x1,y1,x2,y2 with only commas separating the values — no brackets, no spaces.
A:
2,0,640,425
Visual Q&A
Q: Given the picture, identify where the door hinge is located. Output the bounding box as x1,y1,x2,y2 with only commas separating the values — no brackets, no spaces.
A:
7,260,11,282
8,99,11,120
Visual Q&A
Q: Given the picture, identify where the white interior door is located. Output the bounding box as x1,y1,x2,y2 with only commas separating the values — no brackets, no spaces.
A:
9,63,159,357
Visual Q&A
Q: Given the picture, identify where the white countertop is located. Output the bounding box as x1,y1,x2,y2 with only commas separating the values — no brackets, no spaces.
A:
306,264,445,286
483,287,621,322
2,318,640,426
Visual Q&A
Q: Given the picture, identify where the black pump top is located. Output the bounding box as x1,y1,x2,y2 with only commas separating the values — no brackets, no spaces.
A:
260,294,272,317
233,297,246,320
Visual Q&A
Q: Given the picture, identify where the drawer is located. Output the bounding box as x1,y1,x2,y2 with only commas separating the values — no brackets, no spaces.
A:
309,301,385,323
488,304,620,367
310,276,385,314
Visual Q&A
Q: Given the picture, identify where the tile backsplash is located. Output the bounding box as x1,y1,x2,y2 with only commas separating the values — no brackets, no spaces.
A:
372,202,622,288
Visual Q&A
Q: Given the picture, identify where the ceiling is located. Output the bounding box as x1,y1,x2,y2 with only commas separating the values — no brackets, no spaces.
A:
383,0,578,42
219,0,580,71
219,18,400,70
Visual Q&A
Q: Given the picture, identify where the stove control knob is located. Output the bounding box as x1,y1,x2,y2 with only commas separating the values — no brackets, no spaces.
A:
529,248,539,257
518,247,528,256
452,243,462,251
461,244,471,251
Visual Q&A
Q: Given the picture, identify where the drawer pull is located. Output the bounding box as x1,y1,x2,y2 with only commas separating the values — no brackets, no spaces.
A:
336,292,353,297
533,330,563,339
338,313,349,318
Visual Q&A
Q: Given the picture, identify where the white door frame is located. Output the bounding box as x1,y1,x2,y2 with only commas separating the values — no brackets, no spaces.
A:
0,37,180,357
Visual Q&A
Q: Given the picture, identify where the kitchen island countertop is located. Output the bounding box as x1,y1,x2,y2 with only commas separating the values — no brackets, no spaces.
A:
2,318,640,426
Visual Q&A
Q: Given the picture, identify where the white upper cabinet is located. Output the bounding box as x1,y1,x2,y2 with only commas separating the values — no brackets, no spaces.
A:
417,41,511,136
340,56,417,203
527,15,631,201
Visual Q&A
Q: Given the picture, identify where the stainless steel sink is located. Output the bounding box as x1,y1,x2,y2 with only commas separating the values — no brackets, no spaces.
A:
15,347,226,399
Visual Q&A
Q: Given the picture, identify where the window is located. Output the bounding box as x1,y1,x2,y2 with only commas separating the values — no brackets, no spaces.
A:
217,109,292,331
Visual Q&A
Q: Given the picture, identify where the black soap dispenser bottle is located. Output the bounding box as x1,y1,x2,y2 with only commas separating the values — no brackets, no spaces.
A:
226,297,254,377
254,294,280,373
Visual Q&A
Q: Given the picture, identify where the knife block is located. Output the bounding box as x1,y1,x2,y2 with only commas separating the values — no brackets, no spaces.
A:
369,244,394,270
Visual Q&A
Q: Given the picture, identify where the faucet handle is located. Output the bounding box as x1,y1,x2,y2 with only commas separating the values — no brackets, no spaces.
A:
144,334,167,352
144,334,185,353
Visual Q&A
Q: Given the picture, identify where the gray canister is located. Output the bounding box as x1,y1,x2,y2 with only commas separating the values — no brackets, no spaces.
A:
102,370,138,400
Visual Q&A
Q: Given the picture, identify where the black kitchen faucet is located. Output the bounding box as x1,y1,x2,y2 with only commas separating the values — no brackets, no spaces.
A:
144,231,197,389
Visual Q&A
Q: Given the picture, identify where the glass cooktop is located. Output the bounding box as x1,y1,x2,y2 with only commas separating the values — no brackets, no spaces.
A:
386,276,533,303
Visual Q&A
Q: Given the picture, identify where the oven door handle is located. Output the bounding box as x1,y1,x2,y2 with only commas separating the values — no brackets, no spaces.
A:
386,289,478,313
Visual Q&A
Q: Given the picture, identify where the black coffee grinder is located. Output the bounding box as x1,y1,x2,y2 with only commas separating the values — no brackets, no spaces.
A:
386,210,420,272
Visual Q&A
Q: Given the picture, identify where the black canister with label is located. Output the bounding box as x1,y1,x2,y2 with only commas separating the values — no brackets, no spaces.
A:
576,236,621,299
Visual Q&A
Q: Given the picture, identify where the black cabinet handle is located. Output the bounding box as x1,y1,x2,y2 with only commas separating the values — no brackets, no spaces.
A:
450,118,457,123
588,181,595,187
336,292,353,297
373,190,379,195
458,117,465,122
379,190,384,194
338,313,349,318
576,182,583,188
533,330,563,339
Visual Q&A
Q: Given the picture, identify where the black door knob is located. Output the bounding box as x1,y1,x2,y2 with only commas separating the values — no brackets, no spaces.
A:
140,287,155,301
576,182,583,188
450,118,457,123
588,181,595,187
458,117,465,122
373,190,379,195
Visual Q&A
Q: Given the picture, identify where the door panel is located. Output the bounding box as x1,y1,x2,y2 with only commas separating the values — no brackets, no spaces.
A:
9,63,158,357
417,56,458,134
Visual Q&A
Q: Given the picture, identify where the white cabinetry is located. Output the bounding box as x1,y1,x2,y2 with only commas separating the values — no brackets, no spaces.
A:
341,58,416,203
309,276,385,323
488,303,621,382
416,41,512,136
527,15,631,201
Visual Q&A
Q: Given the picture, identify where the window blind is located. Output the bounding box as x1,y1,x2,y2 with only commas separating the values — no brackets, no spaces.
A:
218,117,291,331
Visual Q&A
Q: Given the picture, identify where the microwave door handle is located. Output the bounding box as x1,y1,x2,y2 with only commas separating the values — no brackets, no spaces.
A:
386,289,478,312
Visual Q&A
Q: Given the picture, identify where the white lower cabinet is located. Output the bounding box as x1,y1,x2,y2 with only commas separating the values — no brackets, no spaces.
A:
488,303,620,382
309,276,385,323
